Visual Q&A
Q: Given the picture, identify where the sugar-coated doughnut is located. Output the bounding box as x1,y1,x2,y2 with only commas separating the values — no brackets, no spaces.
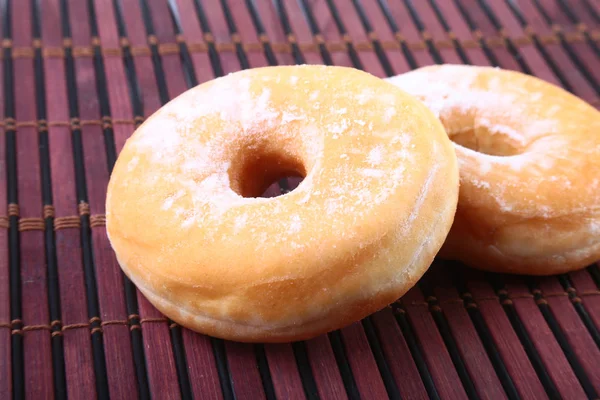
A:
106,65,459,342
388,64,600,275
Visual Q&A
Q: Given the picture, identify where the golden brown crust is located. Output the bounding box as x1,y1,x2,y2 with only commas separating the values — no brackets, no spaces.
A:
388,64,600,275
106,65,459,342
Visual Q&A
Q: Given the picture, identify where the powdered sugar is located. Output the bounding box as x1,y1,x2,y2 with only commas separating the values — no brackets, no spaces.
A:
125,66,442,249
398,163,438,236
288,214,302,234
472,180,491,189
367,146,384,166
127,156,140,172
386,64,600,223
356,88,374,105
383,107,396,123
589,220,600,234
324,198,340,214
476,117,525,145
281,111,306,124
360,168,385,178
240,88,279,130
133,116,183,162
329,119,348,138
234,214,248,234
162,189,186,211
386,67,552,147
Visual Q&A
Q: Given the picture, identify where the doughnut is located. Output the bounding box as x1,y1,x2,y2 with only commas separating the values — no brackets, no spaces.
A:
387,64,600,275
106,65,459,342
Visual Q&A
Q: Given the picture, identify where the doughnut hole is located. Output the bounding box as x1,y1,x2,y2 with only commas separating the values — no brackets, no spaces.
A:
228,146,307,198
440,115,526,156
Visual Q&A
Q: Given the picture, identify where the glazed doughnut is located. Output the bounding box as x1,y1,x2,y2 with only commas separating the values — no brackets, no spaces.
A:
388,64,600,275
106,65,459,342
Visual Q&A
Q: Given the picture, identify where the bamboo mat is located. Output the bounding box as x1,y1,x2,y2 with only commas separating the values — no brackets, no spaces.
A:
1,0,600,399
